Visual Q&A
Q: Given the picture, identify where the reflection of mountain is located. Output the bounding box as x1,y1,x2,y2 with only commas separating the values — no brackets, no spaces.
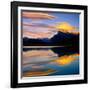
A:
23,46,79,57
23,31,79,46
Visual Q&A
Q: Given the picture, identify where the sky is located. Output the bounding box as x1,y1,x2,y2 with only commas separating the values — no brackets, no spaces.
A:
22,11,80,27
48,12,79,27
22,11,80,39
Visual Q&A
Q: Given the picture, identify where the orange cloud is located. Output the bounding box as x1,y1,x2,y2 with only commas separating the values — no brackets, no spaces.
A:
23,23,57,39
55,54,79,66
55,22,79,34
23,30,57,39
22,12,55,19
23,23,55,29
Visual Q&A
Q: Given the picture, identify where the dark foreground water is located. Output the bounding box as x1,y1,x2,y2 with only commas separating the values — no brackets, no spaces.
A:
22,46,79,77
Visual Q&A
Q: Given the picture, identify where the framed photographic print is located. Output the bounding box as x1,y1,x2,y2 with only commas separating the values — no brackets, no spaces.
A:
11,1,88,88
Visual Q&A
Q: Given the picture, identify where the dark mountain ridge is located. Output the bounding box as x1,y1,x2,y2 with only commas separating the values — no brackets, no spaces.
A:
23,31,79,46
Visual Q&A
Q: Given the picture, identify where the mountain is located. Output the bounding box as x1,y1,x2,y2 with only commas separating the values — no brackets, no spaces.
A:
23,31,79,46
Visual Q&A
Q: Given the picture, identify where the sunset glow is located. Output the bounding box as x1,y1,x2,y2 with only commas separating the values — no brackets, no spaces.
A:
55,54,79,66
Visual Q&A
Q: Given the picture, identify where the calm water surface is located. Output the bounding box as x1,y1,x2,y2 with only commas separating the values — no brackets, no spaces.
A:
22,46,79,77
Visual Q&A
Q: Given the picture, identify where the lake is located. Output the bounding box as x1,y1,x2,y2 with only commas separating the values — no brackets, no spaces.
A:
22,46,79,77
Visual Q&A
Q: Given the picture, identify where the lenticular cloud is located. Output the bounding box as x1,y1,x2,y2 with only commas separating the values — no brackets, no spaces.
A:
23,23,58,39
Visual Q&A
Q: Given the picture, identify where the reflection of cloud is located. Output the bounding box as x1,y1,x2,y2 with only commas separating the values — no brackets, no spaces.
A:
23,69,56,77
23,23,58,39
55,22,79,34
55,54,79,66
22,12,55,20
23,50,58,65
23,50,58,57
22,49,58,77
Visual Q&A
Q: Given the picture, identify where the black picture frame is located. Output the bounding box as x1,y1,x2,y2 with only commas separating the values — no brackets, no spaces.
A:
11,1,88,88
